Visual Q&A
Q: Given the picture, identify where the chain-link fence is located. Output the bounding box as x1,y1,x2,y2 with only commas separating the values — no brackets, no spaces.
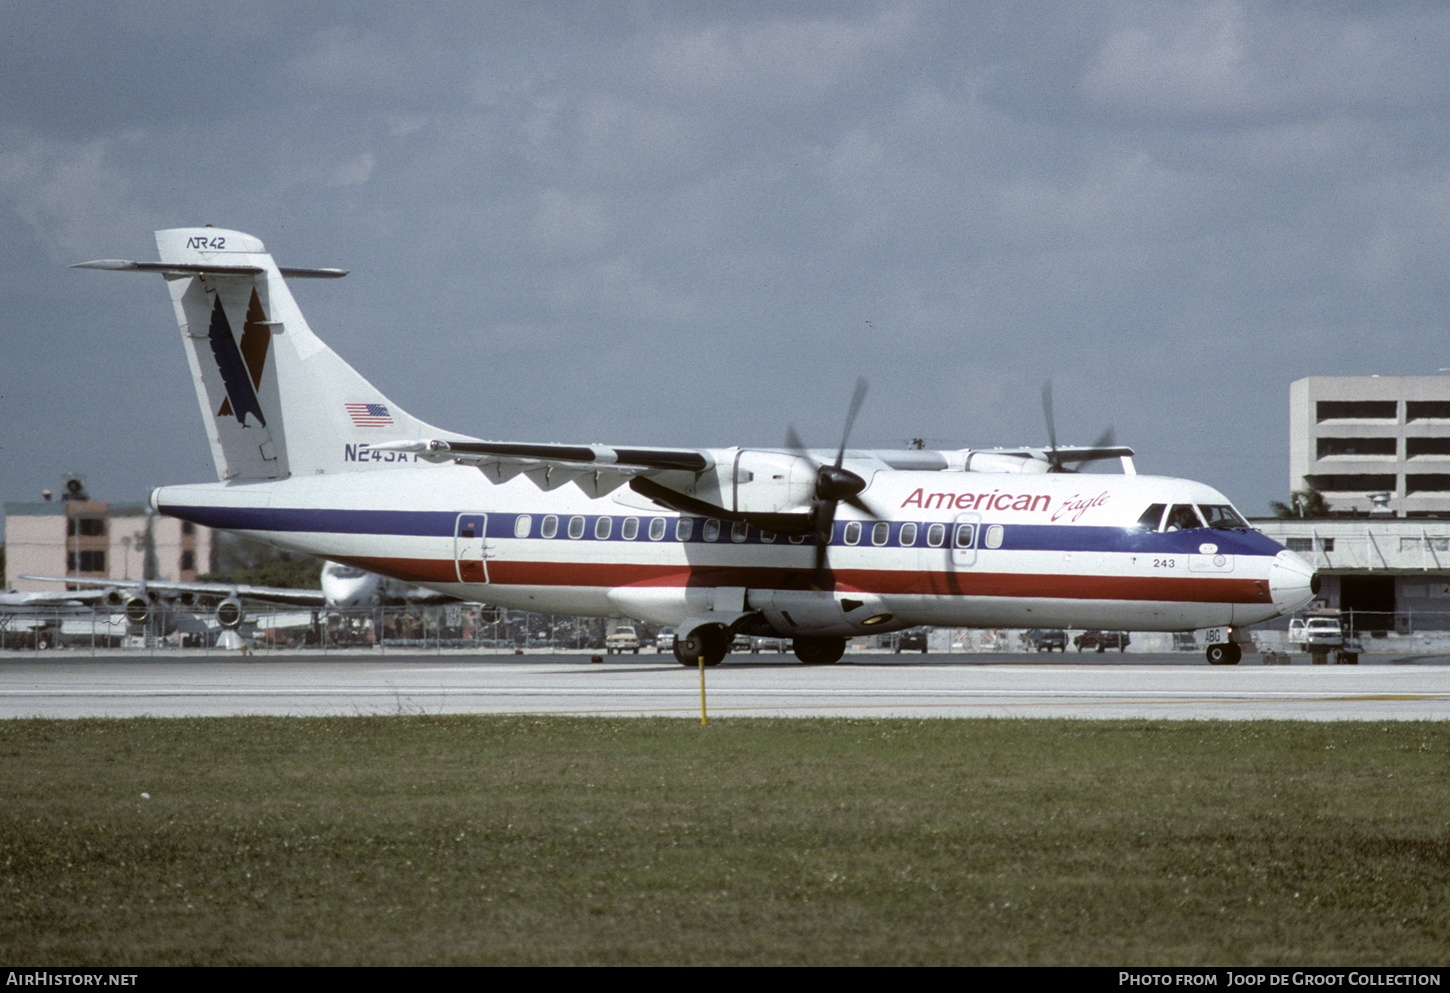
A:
9,604,1450,655
0,604,624,654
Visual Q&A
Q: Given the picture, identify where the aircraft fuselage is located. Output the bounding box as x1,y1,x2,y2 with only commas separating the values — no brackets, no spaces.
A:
154,461,1316,638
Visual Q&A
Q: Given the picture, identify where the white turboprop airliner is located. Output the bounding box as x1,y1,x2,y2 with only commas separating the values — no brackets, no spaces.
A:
74,228,1318,666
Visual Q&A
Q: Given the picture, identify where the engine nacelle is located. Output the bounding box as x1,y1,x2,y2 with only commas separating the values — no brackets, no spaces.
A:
122,595,151,625
962,451,1049,474
692,450,818,515
215,597,245,629
748,589,895,636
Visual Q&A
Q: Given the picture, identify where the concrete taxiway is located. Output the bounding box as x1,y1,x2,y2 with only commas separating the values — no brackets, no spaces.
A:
3,651,1449,720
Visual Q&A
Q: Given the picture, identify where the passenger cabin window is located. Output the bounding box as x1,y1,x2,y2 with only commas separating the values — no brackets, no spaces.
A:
731,520,749,543
594,517,612,540
622,517,639,540
759,531,776,544
899,522,918,546
927,523,946,547
541,515,558,539
568,516,586,539
844,521,862,545
649,518,666,541
675,518,693,541
984,524,1004,549
1165,505,1204,531
954,523,976,548
514,515,532,538
703,519,720,542
872,522,890,546
1136,504,1167,531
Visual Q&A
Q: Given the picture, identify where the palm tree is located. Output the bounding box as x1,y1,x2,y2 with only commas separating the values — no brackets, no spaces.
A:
1269,489,1330,518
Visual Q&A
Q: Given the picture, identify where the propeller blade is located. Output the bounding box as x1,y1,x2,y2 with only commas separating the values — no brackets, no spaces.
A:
786,376,872,589
1041,380,1064,472
1068,427,1118,470
785,425,810,461
812,501,836,588
836,376,869,470
843,493,880,519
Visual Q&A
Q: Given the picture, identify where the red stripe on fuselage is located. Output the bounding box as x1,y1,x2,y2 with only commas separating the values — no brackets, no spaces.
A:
334,556,1269,604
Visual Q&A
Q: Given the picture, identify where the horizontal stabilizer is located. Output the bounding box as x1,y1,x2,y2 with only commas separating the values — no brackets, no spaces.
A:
72,260,347,278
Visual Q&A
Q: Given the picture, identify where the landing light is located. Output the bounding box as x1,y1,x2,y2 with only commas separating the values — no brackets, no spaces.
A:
861,613,893,626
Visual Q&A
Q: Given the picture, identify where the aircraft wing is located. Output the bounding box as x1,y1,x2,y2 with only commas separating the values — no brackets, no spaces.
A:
375,438,1133,474
373,439,711,473
18,576,328,608
0,589,107,611
382,587,463,607
996,444,1136,463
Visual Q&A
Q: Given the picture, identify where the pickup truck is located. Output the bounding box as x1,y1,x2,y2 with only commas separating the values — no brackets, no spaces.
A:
605,624,640,654
1289,616,1343,651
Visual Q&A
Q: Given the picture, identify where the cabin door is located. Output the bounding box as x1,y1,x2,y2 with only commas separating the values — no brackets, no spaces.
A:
951,513,980,568
454,514,490,585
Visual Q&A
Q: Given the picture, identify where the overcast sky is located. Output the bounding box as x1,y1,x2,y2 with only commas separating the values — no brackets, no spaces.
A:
4,0,1449,526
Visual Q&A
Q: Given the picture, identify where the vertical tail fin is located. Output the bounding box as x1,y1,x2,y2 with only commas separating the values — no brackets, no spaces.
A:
81,228,465,481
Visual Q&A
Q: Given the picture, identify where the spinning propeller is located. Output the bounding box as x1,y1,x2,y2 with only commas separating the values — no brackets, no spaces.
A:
786,376,879,588
1041,381,1117,473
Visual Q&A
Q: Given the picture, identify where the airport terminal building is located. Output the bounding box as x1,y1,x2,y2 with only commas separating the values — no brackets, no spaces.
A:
4,498,213,592
1265,374,1450,634
1291,375,1450,517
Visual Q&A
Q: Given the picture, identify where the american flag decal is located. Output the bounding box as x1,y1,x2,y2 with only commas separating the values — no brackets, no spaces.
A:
346,403,394,427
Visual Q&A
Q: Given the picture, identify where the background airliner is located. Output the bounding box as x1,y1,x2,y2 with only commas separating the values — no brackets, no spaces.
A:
73,228,1319,665
8,561,455,628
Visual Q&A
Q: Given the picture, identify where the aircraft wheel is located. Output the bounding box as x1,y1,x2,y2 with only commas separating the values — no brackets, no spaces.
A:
794,636,846,665
674,625,727,667
1206,643,1241,665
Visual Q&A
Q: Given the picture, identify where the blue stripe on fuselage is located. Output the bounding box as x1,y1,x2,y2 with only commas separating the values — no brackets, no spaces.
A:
160,503,1285,558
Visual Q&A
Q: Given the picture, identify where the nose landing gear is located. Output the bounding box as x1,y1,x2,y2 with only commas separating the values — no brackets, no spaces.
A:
1206,642,1242,665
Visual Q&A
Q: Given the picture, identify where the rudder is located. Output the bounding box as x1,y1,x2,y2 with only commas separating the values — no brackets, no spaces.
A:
144,228,462,481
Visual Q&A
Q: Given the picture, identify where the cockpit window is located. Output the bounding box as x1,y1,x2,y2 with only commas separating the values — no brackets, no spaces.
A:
1198,504,1248,529
1165,504,1205,531
1135,504,1167,531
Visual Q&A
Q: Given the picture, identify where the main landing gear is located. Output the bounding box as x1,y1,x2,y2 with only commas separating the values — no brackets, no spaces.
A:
672,628,848,666
1206,642,1242,665
674,624,728,667
793,636,846,665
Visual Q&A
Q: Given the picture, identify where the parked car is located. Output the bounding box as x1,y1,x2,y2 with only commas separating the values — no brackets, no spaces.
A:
1074,630,1130,653
654,627,675,653
894,629,929,653
752,636,789,654
1027,628,1068,652
605,624,640,654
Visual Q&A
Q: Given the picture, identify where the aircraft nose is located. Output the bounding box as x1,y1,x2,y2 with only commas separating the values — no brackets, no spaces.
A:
1269,549,1319,616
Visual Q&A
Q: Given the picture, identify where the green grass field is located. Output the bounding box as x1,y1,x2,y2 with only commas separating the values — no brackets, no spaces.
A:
1,716,1446,965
